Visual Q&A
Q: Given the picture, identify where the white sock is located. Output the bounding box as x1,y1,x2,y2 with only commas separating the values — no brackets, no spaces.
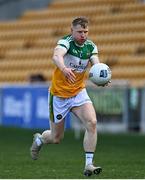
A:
85,152,94,166
35,137,42,146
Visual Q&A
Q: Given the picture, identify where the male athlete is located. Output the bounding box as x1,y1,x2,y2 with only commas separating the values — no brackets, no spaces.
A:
30,17,103,176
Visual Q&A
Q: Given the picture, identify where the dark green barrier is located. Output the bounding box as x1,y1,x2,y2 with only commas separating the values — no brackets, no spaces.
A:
87,87,124,115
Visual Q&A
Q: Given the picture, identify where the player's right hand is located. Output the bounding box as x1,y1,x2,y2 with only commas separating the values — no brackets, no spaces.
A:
62,67,76,83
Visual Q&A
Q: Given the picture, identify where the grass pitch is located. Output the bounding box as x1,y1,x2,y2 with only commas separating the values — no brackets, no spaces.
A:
0,126,145,179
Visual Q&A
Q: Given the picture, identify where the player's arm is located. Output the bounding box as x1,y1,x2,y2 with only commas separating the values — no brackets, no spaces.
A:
52,46,76,83
90,54,100,65
52,46,67,71
90,42,100,65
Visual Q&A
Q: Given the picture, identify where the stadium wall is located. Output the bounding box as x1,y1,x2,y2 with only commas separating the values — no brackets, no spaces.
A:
0,84,71,129
0,0,52,20
140,88,145,132
0,84,143,133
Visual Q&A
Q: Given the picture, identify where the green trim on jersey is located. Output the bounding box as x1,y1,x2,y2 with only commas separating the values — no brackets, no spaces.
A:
49,92,54,122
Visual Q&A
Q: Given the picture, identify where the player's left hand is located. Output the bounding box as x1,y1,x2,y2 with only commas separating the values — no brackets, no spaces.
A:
99,80,111,87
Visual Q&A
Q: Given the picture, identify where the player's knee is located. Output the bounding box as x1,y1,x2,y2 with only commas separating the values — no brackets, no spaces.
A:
87,119,97,133
53,138,61,144
52,133,64,144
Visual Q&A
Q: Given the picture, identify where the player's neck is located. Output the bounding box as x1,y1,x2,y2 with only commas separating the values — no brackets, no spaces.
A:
73,38,85,47
74,41,84,47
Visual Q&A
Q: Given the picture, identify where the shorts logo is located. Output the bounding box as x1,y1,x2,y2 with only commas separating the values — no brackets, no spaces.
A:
56,114,62,120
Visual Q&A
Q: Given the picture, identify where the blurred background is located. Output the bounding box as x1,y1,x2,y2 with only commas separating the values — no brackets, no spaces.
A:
0,0,145,135
0,0,145,179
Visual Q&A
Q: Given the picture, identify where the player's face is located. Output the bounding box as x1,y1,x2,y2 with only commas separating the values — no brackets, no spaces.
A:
71,24,88,45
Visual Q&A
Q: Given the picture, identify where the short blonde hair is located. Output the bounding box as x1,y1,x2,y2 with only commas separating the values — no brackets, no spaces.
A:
72,17,89,28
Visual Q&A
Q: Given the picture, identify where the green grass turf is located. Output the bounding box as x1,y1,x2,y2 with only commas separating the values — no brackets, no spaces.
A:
0,126,145,179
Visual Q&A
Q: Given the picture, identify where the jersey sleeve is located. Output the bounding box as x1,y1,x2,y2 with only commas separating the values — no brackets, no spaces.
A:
89,41,99,61
57,39,70,50
91,42,98,55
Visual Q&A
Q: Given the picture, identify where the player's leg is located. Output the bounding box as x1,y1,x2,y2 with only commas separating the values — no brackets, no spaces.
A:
30,119,65,160
42,120,65,144
71,103,102,176
71,103,97,154
30,91,69,160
